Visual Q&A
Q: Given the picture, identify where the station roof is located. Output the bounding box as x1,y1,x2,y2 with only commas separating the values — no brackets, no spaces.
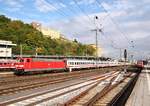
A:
0,40,16,46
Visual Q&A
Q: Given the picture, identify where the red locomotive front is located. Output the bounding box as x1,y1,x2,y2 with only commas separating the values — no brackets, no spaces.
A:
15,58,66,74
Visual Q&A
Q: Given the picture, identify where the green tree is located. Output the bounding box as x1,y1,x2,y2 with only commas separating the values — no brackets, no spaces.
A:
0,15,96,56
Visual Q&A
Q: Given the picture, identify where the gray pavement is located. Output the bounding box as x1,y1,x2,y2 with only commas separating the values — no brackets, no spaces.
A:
125,69,150,106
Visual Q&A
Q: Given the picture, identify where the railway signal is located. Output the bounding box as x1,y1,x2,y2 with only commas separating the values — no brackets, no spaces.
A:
124,49,127,72
124,49,127,61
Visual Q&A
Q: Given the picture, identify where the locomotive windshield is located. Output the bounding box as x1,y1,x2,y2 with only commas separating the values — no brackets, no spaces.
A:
17,58,24,62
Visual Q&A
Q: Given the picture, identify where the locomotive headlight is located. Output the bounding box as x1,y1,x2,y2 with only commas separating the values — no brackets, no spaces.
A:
19,65,24,67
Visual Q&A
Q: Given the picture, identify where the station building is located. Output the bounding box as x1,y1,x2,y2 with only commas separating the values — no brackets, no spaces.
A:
0,40,16,58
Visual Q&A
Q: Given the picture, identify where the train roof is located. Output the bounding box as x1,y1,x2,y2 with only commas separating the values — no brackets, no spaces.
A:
13,55,111,60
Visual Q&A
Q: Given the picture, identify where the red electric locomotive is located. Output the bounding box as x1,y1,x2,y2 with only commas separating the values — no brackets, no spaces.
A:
14,58,66,74
136,60,144,68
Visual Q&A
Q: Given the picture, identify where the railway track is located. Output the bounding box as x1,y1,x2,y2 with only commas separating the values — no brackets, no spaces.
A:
0,68,109,84
0,70,94,84
0,66,133,106
0,68,121,96
64,72,125,106
0,67,123,84
0,71,119,105
93,73,136,106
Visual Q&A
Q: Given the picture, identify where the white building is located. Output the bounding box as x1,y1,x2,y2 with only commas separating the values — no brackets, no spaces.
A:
0,40,16,58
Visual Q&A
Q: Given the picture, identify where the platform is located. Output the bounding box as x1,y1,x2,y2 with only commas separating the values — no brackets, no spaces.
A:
125,69,150,106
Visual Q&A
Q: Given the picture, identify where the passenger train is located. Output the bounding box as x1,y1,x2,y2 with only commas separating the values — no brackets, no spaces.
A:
14,57,124,74
0,59,16,70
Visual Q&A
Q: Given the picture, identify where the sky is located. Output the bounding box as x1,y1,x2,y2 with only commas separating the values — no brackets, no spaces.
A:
0,0,150,59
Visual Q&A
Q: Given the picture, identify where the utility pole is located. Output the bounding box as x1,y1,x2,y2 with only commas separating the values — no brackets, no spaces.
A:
91,29,98,57
91,16,102,57
131,41,134,63
91,16,102,67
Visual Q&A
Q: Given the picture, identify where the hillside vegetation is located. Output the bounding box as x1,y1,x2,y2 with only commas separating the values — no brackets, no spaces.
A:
0,15,96,56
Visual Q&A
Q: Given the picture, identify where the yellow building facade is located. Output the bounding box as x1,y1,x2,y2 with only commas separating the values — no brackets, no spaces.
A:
40,27,61,39
31,22,61,39
89,44,102,57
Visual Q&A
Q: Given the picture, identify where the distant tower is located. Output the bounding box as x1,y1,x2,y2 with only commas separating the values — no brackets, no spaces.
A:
31,22,42,31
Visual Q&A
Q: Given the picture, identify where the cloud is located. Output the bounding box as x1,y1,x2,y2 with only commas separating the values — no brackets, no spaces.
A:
0,0,24,11
78,0,95,5
59,3,66,8
35,0,66,13
46,0,150,59
1,0,148,59
35,0,58,12
69,1,75,5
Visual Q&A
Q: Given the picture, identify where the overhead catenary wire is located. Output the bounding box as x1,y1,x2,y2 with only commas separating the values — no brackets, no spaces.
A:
45,0,129,58
94,18,125,59
45,0,94,39
91,14,122,50
66,0,129,50
45,0,72,18
72,0,97,27
72,1,120,54
95,0,132,45
56,0,94,31
75,0,122,49
93,1,134,60
41,0,128,49
54,0,102,43
56,0,79,16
